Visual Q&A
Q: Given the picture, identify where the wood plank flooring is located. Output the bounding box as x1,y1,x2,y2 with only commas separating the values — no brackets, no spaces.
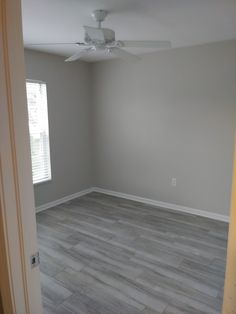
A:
37,192,228,314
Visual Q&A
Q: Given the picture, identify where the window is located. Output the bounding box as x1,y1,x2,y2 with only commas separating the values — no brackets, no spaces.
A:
26,80,52,184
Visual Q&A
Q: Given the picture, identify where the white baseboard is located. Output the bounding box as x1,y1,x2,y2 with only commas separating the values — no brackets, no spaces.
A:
92,187,229,223
36,188,94,213
36,186,229,223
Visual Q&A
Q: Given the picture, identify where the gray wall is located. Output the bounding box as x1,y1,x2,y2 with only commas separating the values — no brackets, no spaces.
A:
25,49,92,206
25,41,236,215
91,40,236,215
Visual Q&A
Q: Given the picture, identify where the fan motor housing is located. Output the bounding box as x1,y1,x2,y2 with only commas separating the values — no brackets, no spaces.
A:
84,28,115,44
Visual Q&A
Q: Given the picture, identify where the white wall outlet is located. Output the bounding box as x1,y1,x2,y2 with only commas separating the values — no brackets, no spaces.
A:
171,178,177,187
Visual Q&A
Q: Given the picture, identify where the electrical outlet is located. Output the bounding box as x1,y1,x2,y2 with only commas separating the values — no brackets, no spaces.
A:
171,178,177,187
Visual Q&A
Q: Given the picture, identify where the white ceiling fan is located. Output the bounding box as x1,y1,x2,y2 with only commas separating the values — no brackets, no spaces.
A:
28,10,171,62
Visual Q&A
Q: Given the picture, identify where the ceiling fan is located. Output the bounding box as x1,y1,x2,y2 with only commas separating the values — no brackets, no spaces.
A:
28,10,171,62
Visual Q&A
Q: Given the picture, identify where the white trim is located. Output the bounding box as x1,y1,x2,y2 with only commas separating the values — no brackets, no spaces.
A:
36,186,229,223
92,187,230,223
36,188,93,213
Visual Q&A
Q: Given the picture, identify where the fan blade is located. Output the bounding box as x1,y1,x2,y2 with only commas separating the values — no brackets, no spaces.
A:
110,47,139,61
65,48,92,62
84,26,105,42
26,42,86,46
120,40,171,49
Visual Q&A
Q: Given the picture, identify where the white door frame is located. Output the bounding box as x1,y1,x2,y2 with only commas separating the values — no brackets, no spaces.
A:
0,0,43,313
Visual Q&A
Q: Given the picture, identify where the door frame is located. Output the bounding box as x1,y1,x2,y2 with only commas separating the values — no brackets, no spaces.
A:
0,0,43,312
222,137,236,313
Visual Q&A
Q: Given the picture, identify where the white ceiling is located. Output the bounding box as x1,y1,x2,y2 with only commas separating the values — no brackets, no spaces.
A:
22,0,236,62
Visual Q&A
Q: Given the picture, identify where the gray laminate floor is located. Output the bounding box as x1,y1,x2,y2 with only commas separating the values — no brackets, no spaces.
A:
37,192,228,314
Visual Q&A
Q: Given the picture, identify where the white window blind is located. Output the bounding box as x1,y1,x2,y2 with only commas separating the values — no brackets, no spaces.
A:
26,80,52,184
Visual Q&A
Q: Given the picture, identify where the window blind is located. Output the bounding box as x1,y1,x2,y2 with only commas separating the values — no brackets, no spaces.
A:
26,80,52,184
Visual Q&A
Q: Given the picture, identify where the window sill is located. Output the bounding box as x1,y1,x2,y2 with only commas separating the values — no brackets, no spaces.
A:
33,178,52,186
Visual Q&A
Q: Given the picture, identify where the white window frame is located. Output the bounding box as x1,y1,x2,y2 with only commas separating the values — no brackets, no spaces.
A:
26,79,52,185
